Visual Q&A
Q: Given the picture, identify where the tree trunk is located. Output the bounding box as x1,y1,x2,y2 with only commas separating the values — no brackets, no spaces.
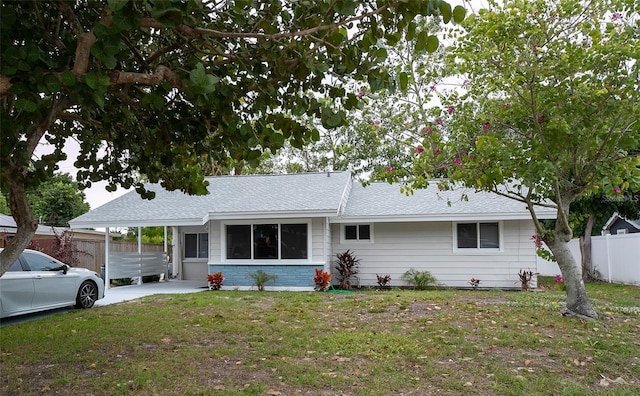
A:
0,167,38,276
547,198,598,319
579,213,595,281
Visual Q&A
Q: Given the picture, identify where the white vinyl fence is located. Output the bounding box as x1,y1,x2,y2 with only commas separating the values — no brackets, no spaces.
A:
107,251,168,285
537,233,640,285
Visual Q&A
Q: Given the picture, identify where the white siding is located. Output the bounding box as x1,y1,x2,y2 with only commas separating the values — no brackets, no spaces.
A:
331,220,537,289
209,220,221,260
311,218,328,264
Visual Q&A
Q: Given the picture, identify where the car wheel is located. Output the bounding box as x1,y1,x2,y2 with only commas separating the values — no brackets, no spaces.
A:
76,281,98,309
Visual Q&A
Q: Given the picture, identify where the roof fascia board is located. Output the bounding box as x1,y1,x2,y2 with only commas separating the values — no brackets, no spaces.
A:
69,219,204,229
332,212,555,223
206,210,337,221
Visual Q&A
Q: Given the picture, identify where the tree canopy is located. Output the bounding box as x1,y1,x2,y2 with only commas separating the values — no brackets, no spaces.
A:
0,0,464,274
397,0,639,318
28,173,91,227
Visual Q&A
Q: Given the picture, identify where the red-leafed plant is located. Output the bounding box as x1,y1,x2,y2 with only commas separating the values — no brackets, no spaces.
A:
335,250,359,289
376,274,392,289
207,272,224,290
313,268,332,291
518,269,534,291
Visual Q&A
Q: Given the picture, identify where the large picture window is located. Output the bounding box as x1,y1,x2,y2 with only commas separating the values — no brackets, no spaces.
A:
225,222,308,260
185,233,208,258
456,222,500,249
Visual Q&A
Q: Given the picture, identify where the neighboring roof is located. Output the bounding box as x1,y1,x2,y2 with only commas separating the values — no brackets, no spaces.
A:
0,214,67,235
335,182,556,222
602,212,640,232
70,172,352,228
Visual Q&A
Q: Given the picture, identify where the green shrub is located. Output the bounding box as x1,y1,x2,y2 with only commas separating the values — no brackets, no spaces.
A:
401,269,437,290
248,270,278,291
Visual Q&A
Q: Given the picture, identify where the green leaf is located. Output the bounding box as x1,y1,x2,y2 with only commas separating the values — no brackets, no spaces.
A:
268,132,285,147
151,8,183,27
14,98,37,112
452,5,466,24
60,71,76,87
399,71,409,92
440,2,452,24
85,73,99,89
415,31,428,52
107,0,129,12
43,74,61,93
426,35,439,53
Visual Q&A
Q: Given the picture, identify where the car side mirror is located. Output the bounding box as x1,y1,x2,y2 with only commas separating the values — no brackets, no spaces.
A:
59,264,69,274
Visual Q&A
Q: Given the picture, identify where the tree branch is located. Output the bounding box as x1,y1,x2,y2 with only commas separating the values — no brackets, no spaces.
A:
108,65,183,90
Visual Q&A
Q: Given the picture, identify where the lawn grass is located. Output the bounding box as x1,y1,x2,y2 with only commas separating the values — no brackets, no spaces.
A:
1,280,639,395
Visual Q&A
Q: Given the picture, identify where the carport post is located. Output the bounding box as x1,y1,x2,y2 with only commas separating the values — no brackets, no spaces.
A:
137,226,142,285
164,226,168,280
105,227,110,289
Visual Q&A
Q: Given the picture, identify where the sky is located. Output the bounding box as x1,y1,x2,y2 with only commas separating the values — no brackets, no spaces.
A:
33,0,489,211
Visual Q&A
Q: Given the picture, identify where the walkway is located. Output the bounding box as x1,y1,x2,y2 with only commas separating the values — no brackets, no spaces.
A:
95,280,207,306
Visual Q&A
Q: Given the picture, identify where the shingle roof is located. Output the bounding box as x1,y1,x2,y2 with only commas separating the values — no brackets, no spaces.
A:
69,171,351,228
69,173,556,228
337,182,556,222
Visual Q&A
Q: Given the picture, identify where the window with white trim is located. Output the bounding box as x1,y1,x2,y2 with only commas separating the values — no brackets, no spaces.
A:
343,224,372,241
185,233,208,258
456,222,500,249
225,223,308,260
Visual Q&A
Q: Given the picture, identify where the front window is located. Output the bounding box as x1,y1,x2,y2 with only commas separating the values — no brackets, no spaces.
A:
185,233,208,258
225,223,308,260
344,224,372,241
456,222,500,249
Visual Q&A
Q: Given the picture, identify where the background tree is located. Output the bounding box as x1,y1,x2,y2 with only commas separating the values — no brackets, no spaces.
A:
260,17,453,180
0,0,464,275
405,0,639,318
28,173,90,227
0,194,8,215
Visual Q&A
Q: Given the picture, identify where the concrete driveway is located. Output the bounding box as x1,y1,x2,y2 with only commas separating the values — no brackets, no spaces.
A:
95,280,207,306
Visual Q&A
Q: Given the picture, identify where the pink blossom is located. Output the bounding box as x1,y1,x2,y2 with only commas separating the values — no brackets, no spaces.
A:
435,119,443,125
424,127,433,134
482,121,491,133
447,105,455,114
555,103,562,108
385,166,395,172
453,157,462,165
555,275,564,283
429,85,437,92
432,148,441,155
358,91,365,98
613,187,622,194
537,114,545,123
414,147,425,154
611,12,623,21
502,102,512,108
373,119,381,126
530,235,543,248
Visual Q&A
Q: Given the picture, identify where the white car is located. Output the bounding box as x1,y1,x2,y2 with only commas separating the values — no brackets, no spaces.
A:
0,249,104,318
